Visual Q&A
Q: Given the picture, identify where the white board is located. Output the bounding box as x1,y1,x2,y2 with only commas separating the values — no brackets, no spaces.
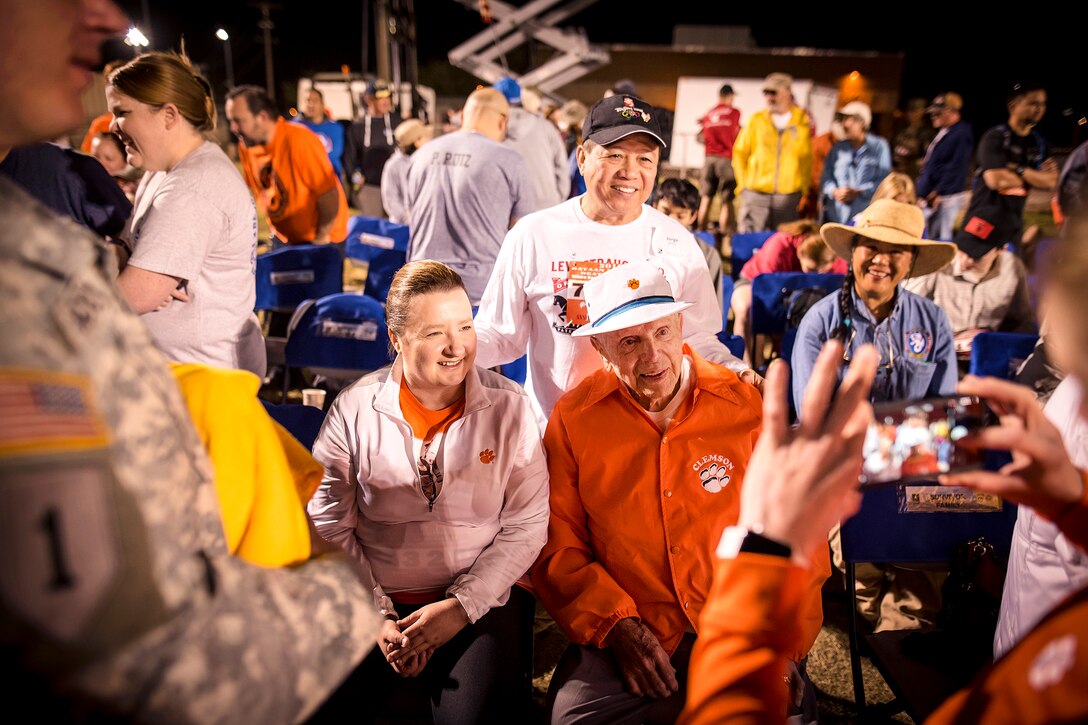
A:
668,76,840,174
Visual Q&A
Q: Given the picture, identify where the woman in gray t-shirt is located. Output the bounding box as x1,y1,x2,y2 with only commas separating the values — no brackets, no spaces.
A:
106,52,265,377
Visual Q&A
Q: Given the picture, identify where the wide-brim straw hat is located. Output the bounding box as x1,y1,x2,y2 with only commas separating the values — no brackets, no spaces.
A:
821,199,956,278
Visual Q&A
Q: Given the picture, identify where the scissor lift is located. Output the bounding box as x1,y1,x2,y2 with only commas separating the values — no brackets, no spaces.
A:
447,0,608,99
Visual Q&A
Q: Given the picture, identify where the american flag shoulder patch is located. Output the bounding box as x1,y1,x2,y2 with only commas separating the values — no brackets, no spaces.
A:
0,368,109,456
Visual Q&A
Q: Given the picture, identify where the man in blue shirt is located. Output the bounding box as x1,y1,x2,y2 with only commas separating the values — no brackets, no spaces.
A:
915,92,974,241
295,86,345,183
820,101,891,224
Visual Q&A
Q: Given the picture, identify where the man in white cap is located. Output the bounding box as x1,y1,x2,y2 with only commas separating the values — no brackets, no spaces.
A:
473,93,758,424
531,261,827,724
732,72,813,233
819,100,891,224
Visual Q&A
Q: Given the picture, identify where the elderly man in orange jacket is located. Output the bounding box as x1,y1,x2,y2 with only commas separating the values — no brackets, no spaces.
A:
531,261,829,724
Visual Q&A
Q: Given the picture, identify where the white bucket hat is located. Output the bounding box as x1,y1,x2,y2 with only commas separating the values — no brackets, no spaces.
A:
572,260,693,337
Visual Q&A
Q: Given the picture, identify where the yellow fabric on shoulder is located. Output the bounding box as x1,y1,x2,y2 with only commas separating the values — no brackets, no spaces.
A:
169,362,322,567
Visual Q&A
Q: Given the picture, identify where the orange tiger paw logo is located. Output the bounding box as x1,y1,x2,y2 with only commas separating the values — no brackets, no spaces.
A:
479,449,496,464
627,279,640,290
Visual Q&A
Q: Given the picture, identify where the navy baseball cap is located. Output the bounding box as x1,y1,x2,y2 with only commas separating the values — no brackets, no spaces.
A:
582,95,667,148
365,79,392,99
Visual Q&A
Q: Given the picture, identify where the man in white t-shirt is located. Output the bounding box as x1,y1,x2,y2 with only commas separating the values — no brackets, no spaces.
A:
473,94,759,421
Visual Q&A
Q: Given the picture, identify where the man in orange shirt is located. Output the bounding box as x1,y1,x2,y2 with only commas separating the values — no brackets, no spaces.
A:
225,85,348,246
532,260,827,724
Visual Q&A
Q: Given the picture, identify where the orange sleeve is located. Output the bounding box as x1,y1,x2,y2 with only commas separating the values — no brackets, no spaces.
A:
679,554,807,725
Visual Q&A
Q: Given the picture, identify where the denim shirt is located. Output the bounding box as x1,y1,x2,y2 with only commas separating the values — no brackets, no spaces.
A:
820,135,892,224
791,284,958,411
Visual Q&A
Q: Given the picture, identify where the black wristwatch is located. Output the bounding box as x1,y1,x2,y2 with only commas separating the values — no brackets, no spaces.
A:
739,531,793,558
718,525,793,559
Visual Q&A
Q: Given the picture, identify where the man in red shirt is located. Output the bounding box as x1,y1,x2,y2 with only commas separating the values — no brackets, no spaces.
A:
697,84,741,239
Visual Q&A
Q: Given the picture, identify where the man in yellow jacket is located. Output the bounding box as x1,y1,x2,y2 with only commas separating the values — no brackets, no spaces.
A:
731,72,813,233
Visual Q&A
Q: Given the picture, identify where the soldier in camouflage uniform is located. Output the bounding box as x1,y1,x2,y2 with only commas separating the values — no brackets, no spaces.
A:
0,1,379,722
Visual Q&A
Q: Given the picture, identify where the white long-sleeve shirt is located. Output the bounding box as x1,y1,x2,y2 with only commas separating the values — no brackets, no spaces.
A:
473,197,745,421
308,359,550,623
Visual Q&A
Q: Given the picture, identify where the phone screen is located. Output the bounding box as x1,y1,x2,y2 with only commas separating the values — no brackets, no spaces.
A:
859,395,987,486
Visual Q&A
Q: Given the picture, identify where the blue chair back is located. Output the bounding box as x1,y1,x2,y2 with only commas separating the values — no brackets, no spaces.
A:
693,230,716,249
716,332,745,359
283,292,393,400
345,215,410,302
500,356,528,385
720,275,734,331
840,485,1018,565
968,332,1039,380
728,231,774,279
260,400,327,452
750,272,844,337
255,244,344,312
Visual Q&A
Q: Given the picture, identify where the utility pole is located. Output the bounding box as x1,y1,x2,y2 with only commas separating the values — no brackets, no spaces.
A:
374,1,391,84
251,2,282,99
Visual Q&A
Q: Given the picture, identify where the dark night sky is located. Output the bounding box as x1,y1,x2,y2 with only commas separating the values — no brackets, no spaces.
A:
111,2,1086,148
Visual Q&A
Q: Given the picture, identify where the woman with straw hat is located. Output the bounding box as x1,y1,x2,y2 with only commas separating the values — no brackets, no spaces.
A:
791,198,959,408
790,198,959,633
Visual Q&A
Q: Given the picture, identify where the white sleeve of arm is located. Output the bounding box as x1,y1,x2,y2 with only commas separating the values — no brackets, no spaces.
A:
675,242,748,373
474,225,533,369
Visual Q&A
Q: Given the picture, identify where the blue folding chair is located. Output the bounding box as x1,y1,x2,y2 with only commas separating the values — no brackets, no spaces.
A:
260,400,327,452
840,485,1018,722
968,332,1039,380
749,271,844,370
344,215,410,302
255,244,344,314
728,231,774,280
282,292,394,402
255,244,345,372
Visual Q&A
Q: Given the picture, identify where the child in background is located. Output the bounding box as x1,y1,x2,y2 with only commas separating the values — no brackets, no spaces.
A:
729,219,848,360
650,177,724,308
90,131,141,202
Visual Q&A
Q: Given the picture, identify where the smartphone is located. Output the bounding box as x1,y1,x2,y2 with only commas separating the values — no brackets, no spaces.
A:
859,395,988,486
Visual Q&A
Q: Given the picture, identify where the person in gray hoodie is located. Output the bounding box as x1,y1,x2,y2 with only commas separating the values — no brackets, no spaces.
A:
493,76,570,211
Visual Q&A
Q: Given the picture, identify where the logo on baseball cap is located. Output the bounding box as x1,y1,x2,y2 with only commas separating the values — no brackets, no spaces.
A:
581,95,667,148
